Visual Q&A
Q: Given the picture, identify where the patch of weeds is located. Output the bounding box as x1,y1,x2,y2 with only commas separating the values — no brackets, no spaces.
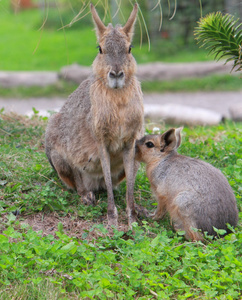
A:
0,223,241,299
0,278,69,300
0,114,241,298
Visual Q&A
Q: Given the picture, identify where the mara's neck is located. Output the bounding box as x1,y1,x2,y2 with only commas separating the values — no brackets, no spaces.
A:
90,76,139,106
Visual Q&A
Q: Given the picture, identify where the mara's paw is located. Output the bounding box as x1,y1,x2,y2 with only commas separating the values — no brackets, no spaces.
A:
107,207,118,229
107,216,118,231
82,192,96,206
151,212,160,221
135,204,151,218
126,208,138,229
128,214,138,229
151,208,167,221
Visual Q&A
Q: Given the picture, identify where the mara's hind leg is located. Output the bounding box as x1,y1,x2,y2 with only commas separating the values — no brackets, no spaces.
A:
170,192,204,241
152,199,167,220
146,195,167,220
172,213,203,242
112,169,125,186
50,151,96,206
114,160,139,186
50,150,76,190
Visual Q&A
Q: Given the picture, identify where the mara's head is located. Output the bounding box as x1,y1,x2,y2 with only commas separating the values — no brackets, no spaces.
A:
135,128,183,163
90,3,138,89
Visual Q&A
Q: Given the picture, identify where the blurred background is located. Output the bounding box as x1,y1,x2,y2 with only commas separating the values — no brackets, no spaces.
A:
0,0,241,71
0,0,241,124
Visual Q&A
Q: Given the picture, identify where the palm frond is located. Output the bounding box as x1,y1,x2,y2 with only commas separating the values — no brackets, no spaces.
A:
194,12,242,72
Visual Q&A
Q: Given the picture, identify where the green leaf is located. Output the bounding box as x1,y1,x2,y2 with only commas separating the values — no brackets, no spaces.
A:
236,159,242,167
32,107,39,115
0,234,9,252
33,164,42,171
99,278,111,288
177,230,186,236
60,242,77,255
57,222,64,234
213,227,227,236
150,235,160,248
195,12,242,72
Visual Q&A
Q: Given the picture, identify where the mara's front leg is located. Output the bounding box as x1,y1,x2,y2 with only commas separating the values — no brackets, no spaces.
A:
99,143,118,228
123,141,137,228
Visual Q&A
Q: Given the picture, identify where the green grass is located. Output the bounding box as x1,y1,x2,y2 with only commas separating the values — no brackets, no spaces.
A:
0,8,97,71
0,113,241,299
0,279,64,299
0,6,240,96
0,80,79,98
142,74,242,93
0,6,217,71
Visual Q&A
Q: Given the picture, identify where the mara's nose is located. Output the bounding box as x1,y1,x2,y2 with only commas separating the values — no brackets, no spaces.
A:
109,70,124,79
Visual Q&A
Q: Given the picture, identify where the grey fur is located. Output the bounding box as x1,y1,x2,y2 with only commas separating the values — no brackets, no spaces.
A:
45,4,144,228
135,128,238,241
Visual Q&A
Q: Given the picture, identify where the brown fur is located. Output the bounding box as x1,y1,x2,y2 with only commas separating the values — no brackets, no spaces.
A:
135,128,238,241
45,4,144,228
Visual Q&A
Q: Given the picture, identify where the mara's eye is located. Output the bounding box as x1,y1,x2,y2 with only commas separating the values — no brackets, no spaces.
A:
97,45,102,54
145,141,154,148
128,45,134,53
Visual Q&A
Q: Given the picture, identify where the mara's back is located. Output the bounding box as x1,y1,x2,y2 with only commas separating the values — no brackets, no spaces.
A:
154,154,233,200
153,154,238,233
46,77,92,148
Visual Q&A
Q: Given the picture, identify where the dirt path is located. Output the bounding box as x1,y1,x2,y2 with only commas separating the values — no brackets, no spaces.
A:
144,91,242,118
0,61,241,123
0,91,241,119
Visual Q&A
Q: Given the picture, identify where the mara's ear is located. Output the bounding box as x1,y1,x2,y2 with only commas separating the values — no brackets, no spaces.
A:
122,3,138,41
161,127,182,151
174,127,183,149
90,3,106,41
